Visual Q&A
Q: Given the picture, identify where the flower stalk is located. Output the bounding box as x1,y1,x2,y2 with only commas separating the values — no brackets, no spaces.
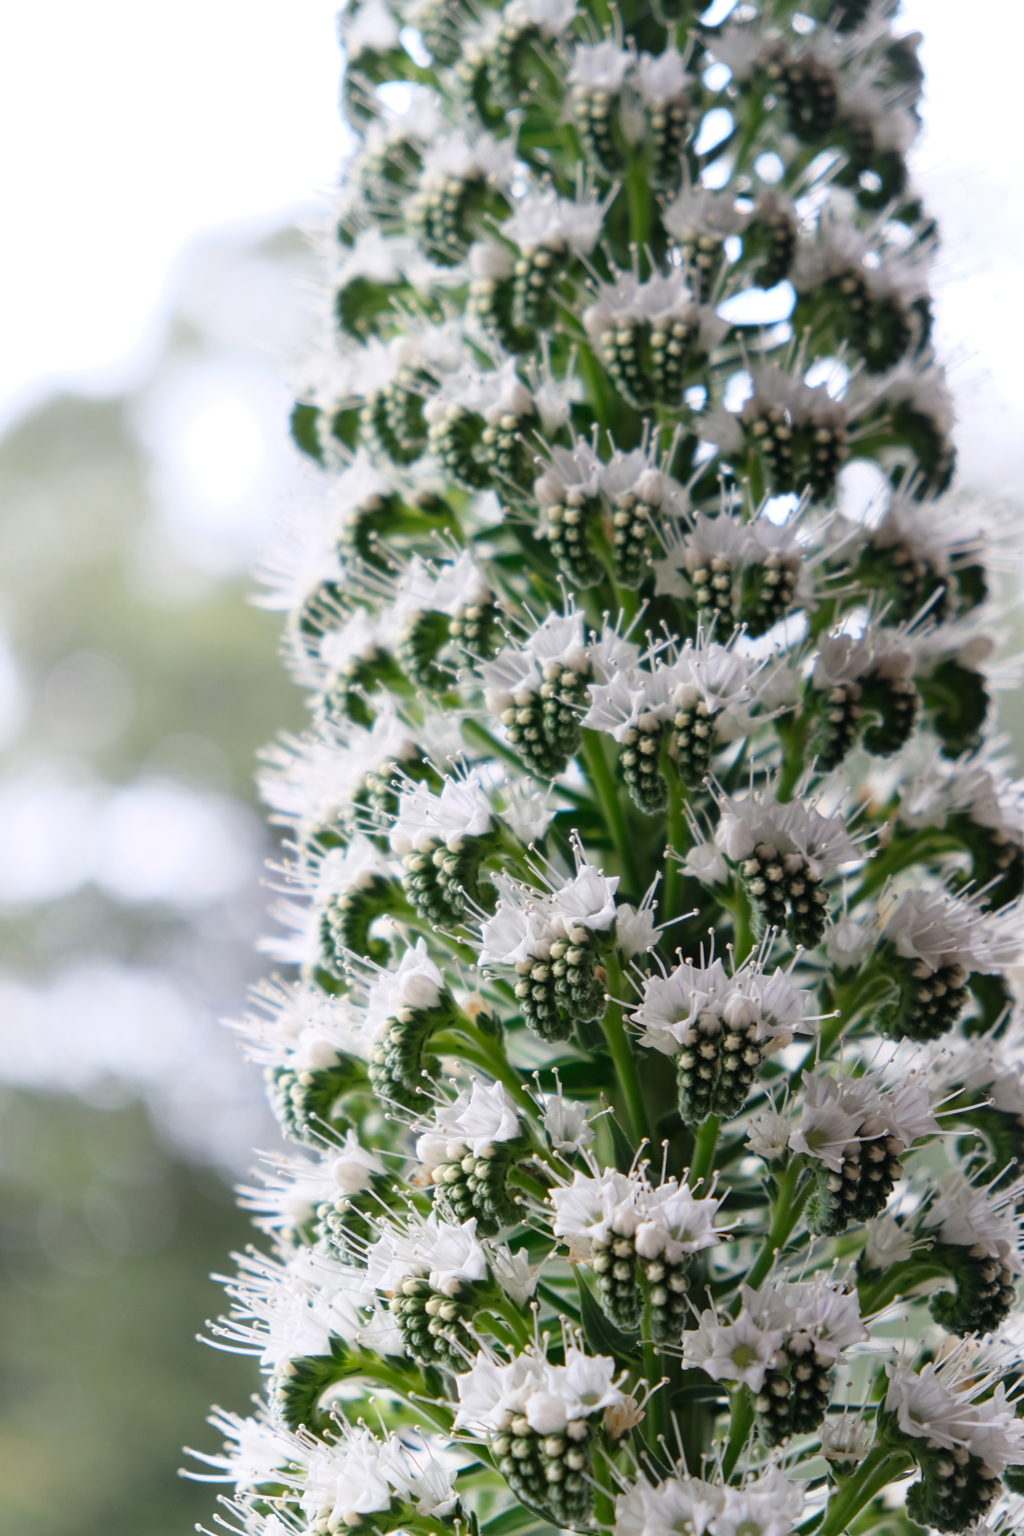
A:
189,5,1024,1536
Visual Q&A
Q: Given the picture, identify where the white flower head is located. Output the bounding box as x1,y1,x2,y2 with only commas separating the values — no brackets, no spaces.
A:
365,940,444,1035
745,1104,791,1162
542,1093,594,1154
864,1212,916,1272
390,774,494,856
825,912,875,972
502,187,608,258
548,854,620,933
820,1411,875,1466
787,1072,869,1173
615,1473,723,1536
883,887,1022,976
478,874,553,966
501,779,557,846
490,1243,539,1307
432,1078,523,1156
632,48,691,106
454,1340,625,1435
682,1307,785,1392
885,1342,1024,1473
616,877,663,960
708,1467,807,1536
922,1167,1024,1271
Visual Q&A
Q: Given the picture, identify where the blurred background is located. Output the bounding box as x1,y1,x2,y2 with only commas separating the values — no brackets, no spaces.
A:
0,3,1021,1534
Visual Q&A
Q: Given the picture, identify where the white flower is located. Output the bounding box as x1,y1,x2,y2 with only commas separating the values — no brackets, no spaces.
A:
501,188,608,258
663,187,750,243
864,1212,916,1272
708,1468,807,1536
478,875,552,966
432,551,491,615
390,775,494,855
550,1168,641,1246
825,913,874,972
922,1168,1024,1271
616,878,662,959
490,1244,538,1307
745,1105,790,1162
549,858,619,932
366,1213,487,1294
764,1277,869,1363
421,1215,489,1290
883,887,1022,976
712,782,861,880
501,779,557,845
631,955,817,1057
630,958,729,1055
568,40,634,92
213,1246,378,1373
682,1307,785,1392
702,24,776,82
680,840,730,888
454,1343,625,1434
542,1094,594,1153
885,1344,1024,1473
502,0,576,39
788,1074,868,1173
820,1412,875,1466
340,0,400,60
581,671,649,743
615,1473,723,1536
431,1079,522,1156
632,48,691,106
302,1426,394,1522
238,1135,384,1235
184,1405,300,1489
674,640,757,716
364,940,444,1036
633,1181,727,1264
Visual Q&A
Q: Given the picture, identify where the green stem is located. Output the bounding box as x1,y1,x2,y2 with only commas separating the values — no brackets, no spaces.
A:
582,729,639,894
721,884,753,964
663,771,686,926
776,711,807,803
815,1446,913,1536
689,1115,720,1191
626,159,651,256
743,1163,810,1295
642,1336,661,1442
434,1023,535,1116
462,718,528,773
851,828,965,905
601,954,647,1145
795,970,894,1079
487,1296,535,1349
857,1259,951,1319
507,1165,551,1204
721,1387,754,1481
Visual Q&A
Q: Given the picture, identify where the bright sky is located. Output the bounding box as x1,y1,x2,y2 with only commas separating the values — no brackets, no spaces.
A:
0,0,345,426
0,0,1021,490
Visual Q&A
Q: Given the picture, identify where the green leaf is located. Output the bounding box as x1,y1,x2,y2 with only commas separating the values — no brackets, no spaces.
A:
482,1503,557,1536
609,1114,637,1175
574,1270,639,1365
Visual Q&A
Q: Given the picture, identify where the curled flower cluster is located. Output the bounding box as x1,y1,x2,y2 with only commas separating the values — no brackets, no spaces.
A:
192,2,1024,1535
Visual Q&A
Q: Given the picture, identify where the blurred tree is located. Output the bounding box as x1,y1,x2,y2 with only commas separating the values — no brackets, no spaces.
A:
0,223,314,1531
0,1089,256,1536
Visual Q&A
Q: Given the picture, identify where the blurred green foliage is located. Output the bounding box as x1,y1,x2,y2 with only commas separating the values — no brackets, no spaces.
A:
0,1088,255,1536
0,391,304,798
0,227,313,1534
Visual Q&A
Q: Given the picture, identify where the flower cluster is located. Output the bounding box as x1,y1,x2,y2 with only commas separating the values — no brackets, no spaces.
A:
191,2,1024,1536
